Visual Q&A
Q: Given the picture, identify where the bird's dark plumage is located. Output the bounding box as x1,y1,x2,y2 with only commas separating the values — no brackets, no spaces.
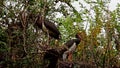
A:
65,39,80,48
44,49,59,68
36,16,61,39
62,38,80,61
44,20,60,39
59,38,81,55
75,33,81,40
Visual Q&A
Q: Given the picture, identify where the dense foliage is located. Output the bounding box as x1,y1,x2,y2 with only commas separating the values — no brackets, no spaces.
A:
0,0,120,68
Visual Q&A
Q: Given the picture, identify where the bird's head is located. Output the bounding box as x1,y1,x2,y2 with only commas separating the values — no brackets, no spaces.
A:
75,32,82,40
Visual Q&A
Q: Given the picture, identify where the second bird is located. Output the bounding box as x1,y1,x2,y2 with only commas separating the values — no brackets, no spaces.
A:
36,15,61,39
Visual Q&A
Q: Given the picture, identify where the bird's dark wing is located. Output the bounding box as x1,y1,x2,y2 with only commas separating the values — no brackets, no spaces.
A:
65,39,80,48
44,20,60,35
43,49,59,68
44,49,59,60
64,39,75,48
49,31,60,39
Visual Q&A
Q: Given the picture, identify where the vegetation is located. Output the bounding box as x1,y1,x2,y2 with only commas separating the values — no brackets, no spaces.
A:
0,0,120,68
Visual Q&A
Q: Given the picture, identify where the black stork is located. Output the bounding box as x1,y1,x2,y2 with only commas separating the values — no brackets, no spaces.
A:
36,15,61,44
43,33,81,68
43,38,81,68
36,15,61,39
62,33,81,61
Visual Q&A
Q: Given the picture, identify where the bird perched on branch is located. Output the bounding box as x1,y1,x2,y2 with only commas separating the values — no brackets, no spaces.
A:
43,33,81,68
63,33,81,61
36,15,61,39
36,15,61,45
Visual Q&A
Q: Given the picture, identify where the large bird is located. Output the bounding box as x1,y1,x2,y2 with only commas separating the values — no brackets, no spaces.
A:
36,15,61,39
43,33,81,68
43,38,80,68
62,33,81,61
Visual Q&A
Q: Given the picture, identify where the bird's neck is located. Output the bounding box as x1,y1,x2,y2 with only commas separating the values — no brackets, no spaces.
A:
42,22,48,32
